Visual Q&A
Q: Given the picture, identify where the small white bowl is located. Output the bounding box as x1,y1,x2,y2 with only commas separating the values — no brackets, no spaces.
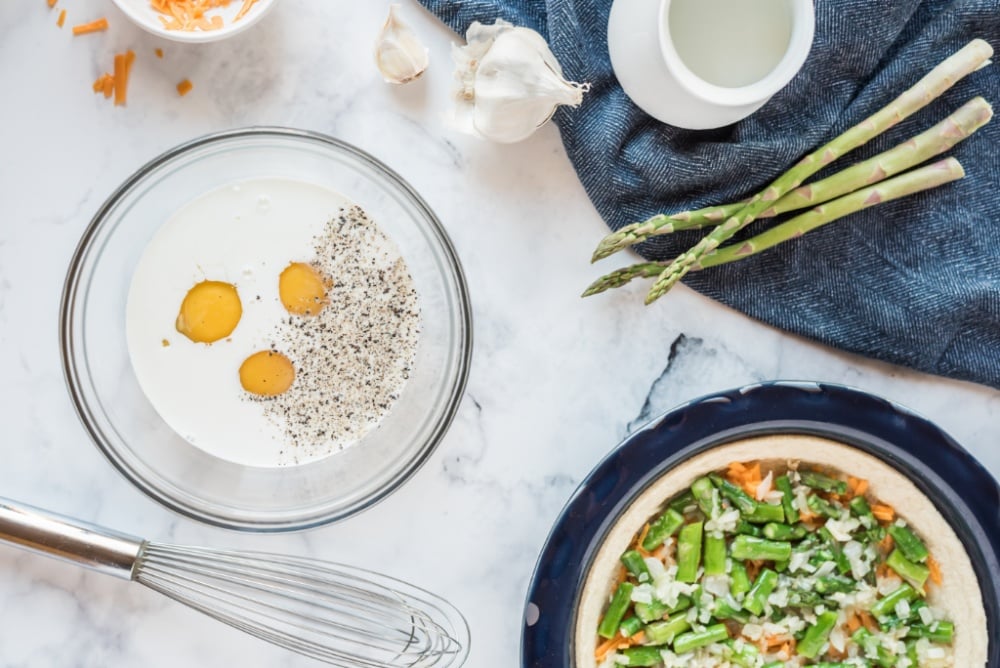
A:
111,0,276,43
608,0,814,129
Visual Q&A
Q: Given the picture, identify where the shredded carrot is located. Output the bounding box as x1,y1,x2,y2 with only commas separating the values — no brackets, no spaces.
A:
72,17,109,35
853,478,869,497
871,503,896,523
652,543,670,562
594,637,619,661
57,8,66,26
927,554,943,585
846,613,861,633
878,533,895,554
613,565,627,590
112,51,135,106
155,47,164,58
635,523,650,547
859,610,879,632
738,462,762,496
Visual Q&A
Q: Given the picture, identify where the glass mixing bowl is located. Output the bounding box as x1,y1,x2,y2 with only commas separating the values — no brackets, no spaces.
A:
60,128,472,532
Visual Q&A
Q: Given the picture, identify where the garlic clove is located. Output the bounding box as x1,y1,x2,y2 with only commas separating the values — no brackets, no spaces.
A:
375,4,429,85
449,19,589,143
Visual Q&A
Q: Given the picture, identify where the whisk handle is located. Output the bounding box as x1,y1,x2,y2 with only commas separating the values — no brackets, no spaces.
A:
0,497,143,580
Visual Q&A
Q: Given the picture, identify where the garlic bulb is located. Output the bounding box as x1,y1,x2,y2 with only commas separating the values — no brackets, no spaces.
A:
451,19,589,143
375,4,429,85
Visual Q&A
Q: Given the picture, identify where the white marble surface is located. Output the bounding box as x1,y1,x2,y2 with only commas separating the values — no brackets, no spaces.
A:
1,2,998,666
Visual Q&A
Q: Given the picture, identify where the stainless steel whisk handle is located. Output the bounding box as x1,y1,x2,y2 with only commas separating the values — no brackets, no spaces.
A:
0,496,143,580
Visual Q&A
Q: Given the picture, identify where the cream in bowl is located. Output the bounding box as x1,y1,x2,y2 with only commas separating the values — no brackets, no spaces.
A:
575,435,986,667
126,178,420,467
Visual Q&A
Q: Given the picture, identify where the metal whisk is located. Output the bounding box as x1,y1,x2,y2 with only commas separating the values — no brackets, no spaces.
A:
0,497,469,668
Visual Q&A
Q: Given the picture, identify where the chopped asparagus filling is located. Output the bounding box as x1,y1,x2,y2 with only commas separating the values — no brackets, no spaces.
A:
595,461,954,667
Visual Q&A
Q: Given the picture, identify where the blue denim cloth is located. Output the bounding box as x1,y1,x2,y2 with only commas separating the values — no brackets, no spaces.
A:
418,0,1000,389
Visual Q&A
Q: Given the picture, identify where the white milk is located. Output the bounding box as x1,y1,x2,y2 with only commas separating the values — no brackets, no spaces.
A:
667,0,793,88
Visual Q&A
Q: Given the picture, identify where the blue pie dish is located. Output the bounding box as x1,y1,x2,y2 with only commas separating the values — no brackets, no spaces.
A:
521,381,999,666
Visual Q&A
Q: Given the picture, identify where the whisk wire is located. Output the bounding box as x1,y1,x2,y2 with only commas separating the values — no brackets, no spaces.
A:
135,543,467,668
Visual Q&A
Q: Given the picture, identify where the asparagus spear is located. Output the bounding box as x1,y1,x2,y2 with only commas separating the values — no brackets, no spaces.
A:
641,39,993,303
697,157,966,269
583,157,965,296
590,95,991,260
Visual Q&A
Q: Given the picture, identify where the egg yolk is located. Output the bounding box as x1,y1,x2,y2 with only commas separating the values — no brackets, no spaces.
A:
175,280,242,344
279,262,328,316
239,350,295,396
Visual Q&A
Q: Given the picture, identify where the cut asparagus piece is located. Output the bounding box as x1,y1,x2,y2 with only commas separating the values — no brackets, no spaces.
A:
709,473,759,514
642,508,685,551
598,581,635,638
730,561,751,597
644,612,691,645
730,535,792,562
762,522,807,541
887,548,930,590
618,615,643,638
807,493,843,519
799,470,849,494
798,610,839,659
870,582,918,619
888,523,930,563
746,502,785,524
907,620,954,644
621,550,652,582
849,495,875,521
703,532,727,576
692,477,721,519
775,475,798,523
743,568,778,616
713,598,751,623
619,646,663,666
676,521,704,583
673,623,729,654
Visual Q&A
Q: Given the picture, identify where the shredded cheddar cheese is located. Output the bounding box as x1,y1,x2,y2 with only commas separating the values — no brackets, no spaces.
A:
57,9,66,26
155,48,164,58
150,0,258,31
72,17,109,35
92,51,135,106
176,79,193,96
47,0,57,8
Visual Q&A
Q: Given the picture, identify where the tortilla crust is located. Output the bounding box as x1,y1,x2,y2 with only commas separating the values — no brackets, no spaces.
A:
574,434,987,667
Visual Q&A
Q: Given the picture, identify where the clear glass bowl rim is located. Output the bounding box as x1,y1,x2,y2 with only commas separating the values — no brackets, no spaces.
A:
59,127,473,532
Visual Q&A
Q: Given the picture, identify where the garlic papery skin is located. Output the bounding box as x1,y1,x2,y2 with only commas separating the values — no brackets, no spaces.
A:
375,4,429,85
451,19,589,143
